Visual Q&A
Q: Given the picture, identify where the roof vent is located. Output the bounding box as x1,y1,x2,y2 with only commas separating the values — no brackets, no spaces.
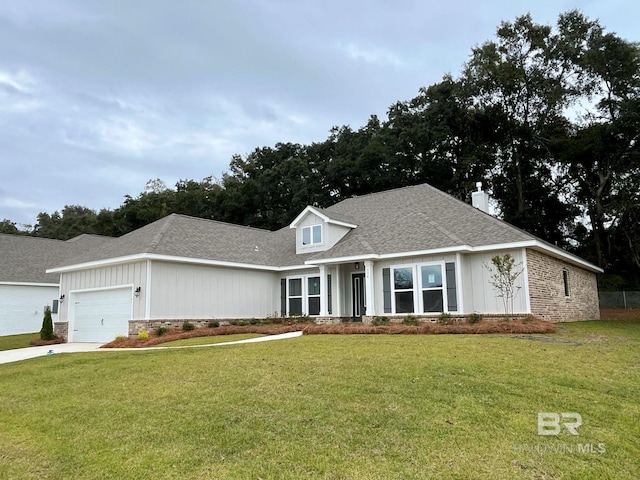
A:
253,246,259,252
472,182,490,214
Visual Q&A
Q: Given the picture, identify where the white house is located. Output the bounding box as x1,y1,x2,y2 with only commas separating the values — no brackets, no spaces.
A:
0,234,114,336
47,183,602,343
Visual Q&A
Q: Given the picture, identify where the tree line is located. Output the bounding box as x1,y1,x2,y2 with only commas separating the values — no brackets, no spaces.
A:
2,11,638,289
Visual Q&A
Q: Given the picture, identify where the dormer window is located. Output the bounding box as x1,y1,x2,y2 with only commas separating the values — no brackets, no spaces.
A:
302,224,322,246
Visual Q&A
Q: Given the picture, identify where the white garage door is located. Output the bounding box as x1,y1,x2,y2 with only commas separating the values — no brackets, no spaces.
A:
71,288,132,343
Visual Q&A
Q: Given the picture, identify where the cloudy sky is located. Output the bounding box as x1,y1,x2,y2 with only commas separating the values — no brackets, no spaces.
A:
1,0,637,227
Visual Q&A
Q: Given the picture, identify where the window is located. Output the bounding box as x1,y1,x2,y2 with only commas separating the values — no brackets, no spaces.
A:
302,224,322,246
287,275,322,316
393,267,414,313
288,278,303,315
421,265,444,312
390,262,448,314
563,270,570,297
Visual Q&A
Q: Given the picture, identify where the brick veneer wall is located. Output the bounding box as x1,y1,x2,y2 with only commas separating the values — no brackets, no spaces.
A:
54,322,68,342
526,248,600,322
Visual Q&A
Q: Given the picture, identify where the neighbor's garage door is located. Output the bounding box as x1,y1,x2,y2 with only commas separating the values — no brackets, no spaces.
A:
71,288,132,342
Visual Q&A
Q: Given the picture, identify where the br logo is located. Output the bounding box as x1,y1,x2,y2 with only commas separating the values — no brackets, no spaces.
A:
537,412,582,436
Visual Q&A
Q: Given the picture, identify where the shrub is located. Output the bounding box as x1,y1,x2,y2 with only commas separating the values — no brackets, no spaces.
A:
155,327,168,336
467,312,483,325
249,318,260,325
372,316,390,326
438,313,452,325
402,315,419,326
208,320,220,328
114,335,128,342
230,319,248,326
40,307,55,341
522,315,534,324
182,321,195,331
292,315,310,324
138,331,149,340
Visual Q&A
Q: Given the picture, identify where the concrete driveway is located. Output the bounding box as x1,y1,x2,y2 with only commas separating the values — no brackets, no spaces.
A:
0,331,303,365
0,343,104,365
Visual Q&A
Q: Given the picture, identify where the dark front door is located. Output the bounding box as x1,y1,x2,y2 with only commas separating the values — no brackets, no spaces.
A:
352,273,365,321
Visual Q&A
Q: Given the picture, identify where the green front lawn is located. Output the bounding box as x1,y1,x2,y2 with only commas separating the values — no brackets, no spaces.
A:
0,332,39,351
0,320,638,479
154,333,264,347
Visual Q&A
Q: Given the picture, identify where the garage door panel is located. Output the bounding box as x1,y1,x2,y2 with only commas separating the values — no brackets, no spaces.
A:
72,288,132,342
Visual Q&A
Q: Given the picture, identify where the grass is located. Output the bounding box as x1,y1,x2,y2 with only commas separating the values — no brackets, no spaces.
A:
0,332,39,351
153,333,264,347
0,319,638,479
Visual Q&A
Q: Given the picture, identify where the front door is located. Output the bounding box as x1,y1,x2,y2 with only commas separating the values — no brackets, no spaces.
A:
352,273,365,321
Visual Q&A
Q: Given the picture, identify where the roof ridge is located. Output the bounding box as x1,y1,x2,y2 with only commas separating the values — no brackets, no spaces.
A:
146,215,177,252
170,213,273,234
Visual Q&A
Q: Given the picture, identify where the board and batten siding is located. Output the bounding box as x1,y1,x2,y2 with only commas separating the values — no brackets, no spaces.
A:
459,249,529,315
58,261,147,322
149,261,279,319
0,284,59,336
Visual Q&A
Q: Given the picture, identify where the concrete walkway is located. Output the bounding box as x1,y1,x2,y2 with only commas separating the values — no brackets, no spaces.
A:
0,331,303,365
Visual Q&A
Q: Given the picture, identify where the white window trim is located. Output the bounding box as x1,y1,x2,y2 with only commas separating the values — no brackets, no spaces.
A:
286,274,321,316
390,265,417,315
389,261,449,315
302,224,323,247
417,261,448,314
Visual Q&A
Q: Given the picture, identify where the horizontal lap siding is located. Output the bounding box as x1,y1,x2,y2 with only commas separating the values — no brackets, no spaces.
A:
0,285,59,335
150,261,278,319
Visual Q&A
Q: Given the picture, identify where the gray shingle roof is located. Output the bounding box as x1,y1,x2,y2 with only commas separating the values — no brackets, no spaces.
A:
0,234,115,283
309,183,533,260
47,183,585,272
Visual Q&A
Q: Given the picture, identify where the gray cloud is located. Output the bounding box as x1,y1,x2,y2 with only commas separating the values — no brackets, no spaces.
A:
0,0,636,226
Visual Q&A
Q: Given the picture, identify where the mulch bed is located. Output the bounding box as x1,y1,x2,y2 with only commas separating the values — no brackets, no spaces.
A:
102,317,554,348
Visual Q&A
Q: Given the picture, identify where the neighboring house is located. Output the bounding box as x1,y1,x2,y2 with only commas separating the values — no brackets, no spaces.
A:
47,183,602,343
0,234,115,336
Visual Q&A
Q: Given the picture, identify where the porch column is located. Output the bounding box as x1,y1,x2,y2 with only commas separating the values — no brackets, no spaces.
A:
335,264,342,317
319,264,328,316
364,260,376,316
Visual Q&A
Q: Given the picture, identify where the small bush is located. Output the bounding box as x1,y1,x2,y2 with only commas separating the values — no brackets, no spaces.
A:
208,320,220,328
403,315,419,326
114,335,128,342
138,331,149,340
249,318,260,325
467,312,483,325
230,319,248,326
182,321,195,331
40,307,55,341
438,313,452,325
522,315,534,324
292,315,311,324
155,327,168,336
372,316,390,326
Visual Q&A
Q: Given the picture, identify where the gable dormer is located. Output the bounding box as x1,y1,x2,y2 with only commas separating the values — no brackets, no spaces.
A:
290,206,357,255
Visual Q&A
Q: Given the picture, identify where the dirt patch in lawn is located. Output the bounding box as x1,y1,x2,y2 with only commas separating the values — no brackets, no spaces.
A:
599,308,640,321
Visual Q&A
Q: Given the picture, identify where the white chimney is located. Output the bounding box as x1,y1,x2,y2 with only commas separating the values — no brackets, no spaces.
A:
472,182,490,214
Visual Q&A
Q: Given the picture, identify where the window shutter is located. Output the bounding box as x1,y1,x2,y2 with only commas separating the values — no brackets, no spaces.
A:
445,262,457,312
327,274,332,315
280,279,286,316
382,268,391,313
